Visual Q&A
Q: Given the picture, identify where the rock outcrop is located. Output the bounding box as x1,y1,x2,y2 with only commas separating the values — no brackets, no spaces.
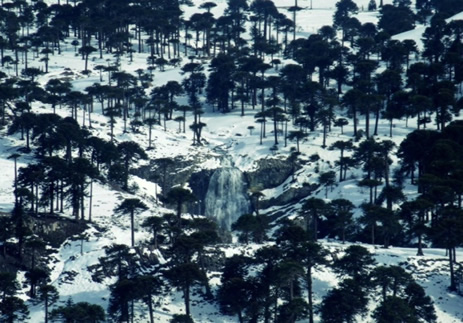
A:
245,157,297,190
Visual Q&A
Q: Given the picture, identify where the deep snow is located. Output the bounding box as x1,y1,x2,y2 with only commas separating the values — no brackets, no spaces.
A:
0,0,462,322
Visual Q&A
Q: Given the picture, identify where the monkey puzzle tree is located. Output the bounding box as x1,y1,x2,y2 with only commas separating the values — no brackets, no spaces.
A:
35,284,59,323
79,45,97,72
333,0,359,46
164,262,206,318
114,198,148,247
326,198,355,244
370,265,412,302
8,111,37,152
277,224,327,323
66,157,98,220
50,299,105,323
142,216,166,249
0,217,13,257
218,276,255,323
318,171,336,198
7,153,20,204
182,63,206,145
400,198,433,256
287,130,308,153
217,254,255,322
428,206,463,291
206,53,236,113
133,274,163,323
373,296,418,323
341,88,363,138
116,141,148,190
0,296,29,323
330,140,354,182
0,272,29,322
164,187,196,225
232,213,262,245
333,245,376,283
299,197,327,241
319,278,368,323
108,278,139,323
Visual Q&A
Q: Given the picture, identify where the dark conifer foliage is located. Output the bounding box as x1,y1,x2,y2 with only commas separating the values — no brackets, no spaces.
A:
1,0,462,320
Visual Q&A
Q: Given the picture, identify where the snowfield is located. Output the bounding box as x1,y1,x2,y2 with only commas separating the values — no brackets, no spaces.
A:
0,0,462,322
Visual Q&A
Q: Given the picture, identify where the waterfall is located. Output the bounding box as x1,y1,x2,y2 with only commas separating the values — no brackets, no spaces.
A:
204,166,250,230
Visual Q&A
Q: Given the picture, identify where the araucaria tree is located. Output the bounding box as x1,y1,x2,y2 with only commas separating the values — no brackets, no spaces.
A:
114,198,148,247
35,284,59,323
164,262,207,319
115,141,148,190
0,272,30,322
182,63,206,145
206,53,236,112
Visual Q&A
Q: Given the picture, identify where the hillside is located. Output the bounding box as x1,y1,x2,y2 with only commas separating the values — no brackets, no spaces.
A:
1,0,463,322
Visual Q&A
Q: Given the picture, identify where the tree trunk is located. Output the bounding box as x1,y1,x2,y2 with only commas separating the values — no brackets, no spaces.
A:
371,223,375,245
185,284,191,317
130,211,135,247
339,149,344,182
313,214,318,241
307,268,314,323
148,294,154,323
273,115,278,145
238,310,244,323
449,247,456,291
130,299,134,323
417,232,424,256
89,180,93,222
45,299,49,323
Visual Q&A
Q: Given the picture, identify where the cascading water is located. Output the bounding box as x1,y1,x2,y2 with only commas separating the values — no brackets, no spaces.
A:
204,163,250,230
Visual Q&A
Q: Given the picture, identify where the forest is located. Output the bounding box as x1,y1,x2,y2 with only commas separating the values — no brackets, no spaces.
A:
1,0,463,322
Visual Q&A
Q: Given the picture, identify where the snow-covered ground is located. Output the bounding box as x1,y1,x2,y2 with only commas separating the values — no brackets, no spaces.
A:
1,0,463,322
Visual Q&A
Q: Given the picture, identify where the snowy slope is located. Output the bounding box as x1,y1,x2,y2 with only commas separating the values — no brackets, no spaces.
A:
0,0,462,322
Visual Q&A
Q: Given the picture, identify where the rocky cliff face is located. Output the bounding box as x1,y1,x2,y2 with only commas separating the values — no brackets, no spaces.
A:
188,169,214,215
134,152,314,223
1,214,88,274
245,157,297,190
133,156,199,195
259,183,319,210
28,215,88,248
